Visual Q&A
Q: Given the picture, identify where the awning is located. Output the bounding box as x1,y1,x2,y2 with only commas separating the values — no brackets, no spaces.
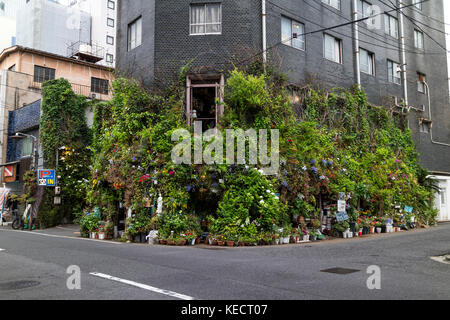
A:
0,161,20,167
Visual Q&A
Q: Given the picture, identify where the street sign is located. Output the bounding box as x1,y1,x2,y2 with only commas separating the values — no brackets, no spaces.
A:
38,170,56,187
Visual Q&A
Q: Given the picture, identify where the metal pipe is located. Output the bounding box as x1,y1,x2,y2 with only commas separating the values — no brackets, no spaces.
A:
398,0,408,106
262,0,267,64
352,0,361,86
424,81,450,147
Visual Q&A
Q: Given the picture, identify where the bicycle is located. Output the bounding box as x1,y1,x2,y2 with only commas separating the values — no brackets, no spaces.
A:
12,205,35,231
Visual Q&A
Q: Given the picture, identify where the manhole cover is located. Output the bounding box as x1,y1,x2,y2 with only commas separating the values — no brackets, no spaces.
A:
320,268,360,275
0,280,41,291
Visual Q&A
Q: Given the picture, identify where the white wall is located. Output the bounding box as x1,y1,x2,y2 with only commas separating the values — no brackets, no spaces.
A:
69,0,117,67
433,176,450,222
16,0,91,57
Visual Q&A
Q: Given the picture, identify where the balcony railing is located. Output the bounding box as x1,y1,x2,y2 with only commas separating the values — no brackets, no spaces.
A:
29,80,111,101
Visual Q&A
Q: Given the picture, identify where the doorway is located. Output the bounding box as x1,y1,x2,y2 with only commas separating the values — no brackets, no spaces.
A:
186,74,224,130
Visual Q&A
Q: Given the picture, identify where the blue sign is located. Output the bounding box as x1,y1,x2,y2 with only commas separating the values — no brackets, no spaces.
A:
336,212,349,222
404,206,413,214
38,170,56,187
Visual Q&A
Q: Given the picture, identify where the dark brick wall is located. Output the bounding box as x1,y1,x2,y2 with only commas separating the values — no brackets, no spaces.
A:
116,0,450,173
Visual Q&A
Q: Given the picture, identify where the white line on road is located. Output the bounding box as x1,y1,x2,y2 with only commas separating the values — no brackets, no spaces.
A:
90,272,195,300
0,248,5,252
0,229,123,245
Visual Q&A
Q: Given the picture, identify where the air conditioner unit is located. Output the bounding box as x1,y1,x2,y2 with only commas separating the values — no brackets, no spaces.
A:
89,93,97,99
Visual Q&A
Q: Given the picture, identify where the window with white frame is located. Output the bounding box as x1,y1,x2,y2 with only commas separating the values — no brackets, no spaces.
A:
360,48,375,75
417,72,426,93
281,16,305,50
414,29,424,49
107,0,115,10
106,54,114,63
384,14,398,38
128,17,142,51
387,60,401,84
322,0,340,10
190,3,222,35
323,34,342,63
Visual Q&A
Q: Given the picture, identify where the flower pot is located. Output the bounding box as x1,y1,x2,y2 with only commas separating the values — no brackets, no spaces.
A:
217,241,224,246
362,227,369,235
98,233,105,240
191,238,196,246
168,240,176,246
177,240,186,246
303,235,310,242
159,239,167,245
90,232,95,239
208,238,213,245
376,227,382,234
226,241,234,247
370,227,375,234
196,238,201,244
239,242,246,247
212,240,218,246
275,239,280,245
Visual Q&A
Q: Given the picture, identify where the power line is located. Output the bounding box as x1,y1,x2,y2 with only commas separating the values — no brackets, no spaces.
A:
265,0,446,57
304,0,443,54
408,1,450,26
381,0,449,53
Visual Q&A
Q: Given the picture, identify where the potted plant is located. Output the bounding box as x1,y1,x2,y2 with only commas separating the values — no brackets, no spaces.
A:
98,222,106,240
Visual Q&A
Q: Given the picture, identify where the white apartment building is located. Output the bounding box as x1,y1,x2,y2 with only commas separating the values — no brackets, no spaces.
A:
0,0,27,51
68,0,118,67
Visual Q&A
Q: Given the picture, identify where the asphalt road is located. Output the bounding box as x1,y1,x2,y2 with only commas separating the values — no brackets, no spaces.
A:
0,223,449,300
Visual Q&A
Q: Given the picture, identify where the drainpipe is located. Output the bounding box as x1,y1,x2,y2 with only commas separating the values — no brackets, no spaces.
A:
424,81,450,147
262,0,267,65
398,0,408,107
352,0,361,86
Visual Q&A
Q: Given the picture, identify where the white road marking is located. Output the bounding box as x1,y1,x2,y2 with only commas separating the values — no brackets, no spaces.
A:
0,229,123,245
90,272,195,300
0,248,5,252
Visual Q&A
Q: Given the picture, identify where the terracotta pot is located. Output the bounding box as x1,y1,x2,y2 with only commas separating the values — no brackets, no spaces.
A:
159,239,167,245
177,240,187,246
168,240,176,246
212,240,218,246
196,238,201,244
370,227,375,234
239,242,246,247
226,241,234,247
217,241,224,246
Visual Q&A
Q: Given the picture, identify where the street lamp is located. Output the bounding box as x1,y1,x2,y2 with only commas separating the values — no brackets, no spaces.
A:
10,132,38,172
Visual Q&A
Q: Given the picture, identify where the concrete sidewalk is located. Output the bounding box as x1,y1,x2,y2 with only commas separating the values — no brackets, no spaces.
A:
0,224,82,238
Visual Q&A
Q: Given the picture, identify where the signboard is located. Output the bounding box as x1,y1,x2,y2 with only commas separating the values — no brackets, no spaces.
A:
404,206,413,214
337,200,346,213
4,165,16,183
336,211,349,222
38,170,56,187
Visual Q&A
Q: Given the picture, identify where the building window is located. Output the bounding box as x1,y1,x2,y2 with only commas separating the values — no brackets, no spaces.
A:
33,65,55,83
107,0,115,10
441,188,447,205
413,0,422,10
91,77,109,95
189,3,222,35
417,72,426,93
419,119,431,134
107,18,115,27
322,0,340,10
106,35,114,45
387,60,401,85
128,17,142,51
106,54,114,63
323,34,342,63
357,0,372,18
360,48,375,75
384,14,398,38
21,137,33,158
414,29,424,49
281,17,305,50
